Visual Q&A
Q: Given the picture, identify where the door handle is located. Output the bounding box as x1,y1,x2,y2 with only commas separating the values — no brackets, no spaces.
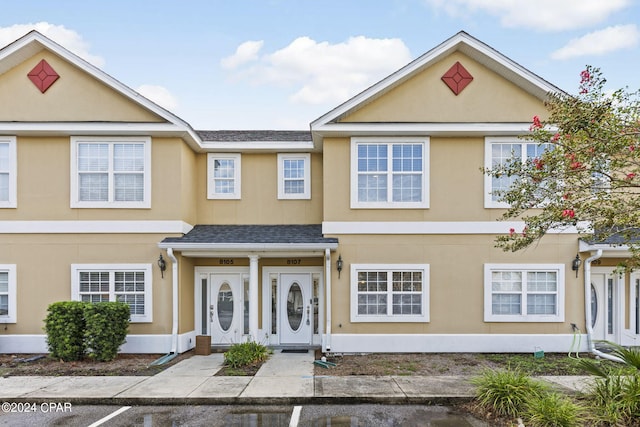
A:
210,304,214,322
306,305,310,325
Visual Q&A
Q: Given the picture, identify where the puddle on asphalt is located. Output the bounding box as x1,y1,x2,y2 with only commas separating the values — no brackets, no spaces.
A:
310,415,477,427
224,412,289,426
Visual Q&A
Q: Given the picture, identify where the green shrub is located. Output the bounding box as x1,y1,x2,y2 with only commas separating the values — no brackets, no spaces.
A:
472,368,549,418
44,301,87,361
585,371,640,426
44,300,130,362
524,392,585,427
223,342,269,368
84,302,130,362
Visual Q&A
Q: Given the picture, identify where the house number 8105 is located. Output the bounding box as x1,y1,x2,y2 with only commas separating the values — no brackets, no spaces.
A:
219,259,234,265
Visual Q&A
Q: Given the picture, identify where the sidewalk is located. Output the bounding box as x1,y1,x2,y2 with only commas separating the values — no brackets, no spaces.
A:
0,350,594,405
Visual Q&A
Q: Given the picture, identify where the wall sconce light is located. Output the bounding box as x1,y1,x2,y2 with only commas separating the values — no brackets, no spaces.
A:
336,255,343,278
571,254,581,278
158,254,167,279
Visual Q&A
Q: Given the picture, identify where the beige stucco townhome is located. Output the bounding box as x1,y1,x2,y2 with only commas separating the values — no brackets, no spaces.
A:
1,30,638,356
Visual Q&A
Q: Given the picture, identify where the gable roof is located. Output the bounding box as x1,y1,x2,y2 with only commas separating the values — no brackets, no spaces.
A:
310,31,563,137
0,30,203,150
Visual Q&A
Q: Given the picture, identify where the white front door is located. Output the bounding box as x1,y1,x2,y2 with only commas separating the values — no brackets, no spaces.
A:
590,270,618,342
280,273,312,345
210,273,243,344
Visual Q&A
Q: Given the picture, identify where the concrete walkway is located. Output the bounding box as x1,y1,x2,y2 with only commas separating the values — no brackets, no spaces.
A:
0,350,594,405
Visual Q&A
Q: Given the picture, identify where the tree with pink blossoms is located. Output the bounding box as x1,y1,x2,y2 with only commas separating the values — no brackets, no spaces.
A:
485,66,640,266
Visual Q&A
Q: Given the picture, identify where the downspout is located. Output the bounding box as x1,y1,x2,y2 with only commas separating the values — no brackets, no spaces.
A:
149,248,179,366
325,248,332,352
584,249,623,362
167,248,179,354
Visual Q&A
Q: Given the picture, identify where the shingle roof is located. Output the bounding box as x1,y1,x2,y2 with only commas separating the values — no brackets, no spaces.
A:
196,130,312,142
161,224,337,245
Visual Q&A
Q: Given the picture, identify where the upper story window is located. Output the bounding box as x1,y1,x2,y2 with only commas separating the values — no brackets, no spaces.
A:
277,153,310,199
0,137,17,208
208,153,241,199
71,264,152,323
484,263,565,322
351,137,429,209
350,264,430,323
484,137,551,208
0,265,17,323
71,137,151,209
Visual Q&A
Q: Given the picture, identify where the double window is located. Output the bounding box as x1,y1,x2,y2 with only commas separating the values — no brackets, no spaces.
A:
484,137,551,208
277,153,310,199
71,264,152,322
208,153,241,199
0,137,17,208
350,264,429,322
71,137,151,208
0,265,17,323
351,137,429,208
484,264,564,322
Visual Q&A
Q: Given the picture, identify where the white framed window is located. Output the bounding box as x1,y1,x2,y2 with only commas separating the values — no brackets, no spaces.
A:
277,153,311,199
71,264,153,323
70,137,151,208
351,137,429,209
208,153,241,199
0,137,17,208
484,137,551,208
0,265,17,323
484,264,565,322
350,264,429,322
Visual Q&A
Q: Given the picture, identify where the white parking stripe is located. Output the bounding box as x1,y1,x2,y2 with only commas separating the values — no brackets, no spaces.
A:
86,406,131,427
289,405,302,427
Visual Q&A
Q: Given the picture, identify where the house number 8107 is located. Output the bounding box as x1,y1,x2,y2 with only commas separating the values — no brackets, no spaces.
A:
287,259,302,265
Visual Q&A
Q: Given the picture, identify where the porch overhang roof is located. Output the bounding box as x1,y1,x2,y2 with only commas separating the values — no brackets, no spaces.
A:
158,224,338,257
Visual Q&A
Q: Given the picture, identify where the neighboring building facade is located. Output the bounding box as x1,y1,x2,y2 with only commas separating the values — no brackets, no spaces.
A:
1,31,638,355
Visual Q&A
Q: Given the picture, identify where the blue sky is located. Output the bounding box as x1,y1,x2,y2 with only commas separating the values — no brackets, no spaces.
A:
1,0,639,130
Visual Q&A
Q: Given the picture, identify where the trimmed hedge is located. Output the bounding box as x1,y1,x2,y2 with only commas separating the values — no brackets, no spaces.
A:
44,301,130,362
44,301,86,362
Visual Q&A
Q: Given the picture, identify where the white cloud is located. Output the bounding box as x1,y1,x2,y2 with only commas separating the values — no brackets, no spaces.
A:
551,25,640,59
424,0,631,31
221,40,264,69
0,22,105,67
136,84,179,110
224,36,412,105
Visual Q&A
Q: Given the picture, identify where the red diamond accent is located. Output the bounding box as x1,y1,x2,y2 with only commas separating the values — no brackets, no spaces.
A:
27,59,60,93
441,61,473,95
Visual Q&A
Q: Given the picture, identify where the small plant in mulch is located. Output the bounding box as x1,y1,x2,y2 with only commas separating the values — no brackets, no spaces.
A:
216,342,270,376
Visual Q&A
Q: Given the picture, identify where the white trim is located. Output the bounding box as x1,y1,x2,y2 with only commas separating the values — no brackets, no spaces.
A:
313,122,534,136
327,333,588,353
484,263,565,322
207,153,241,199
202,141,315,153
0,332,195,354
70,136,152,209
350,137,429,209
0,31,203,151
311,31,561,129
627,272,640,345
350,263,429,323
277,153,311,199
323,221,582,235
0,264,17,323
0,136,16,208
71,263,153,323
0,220,192,234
